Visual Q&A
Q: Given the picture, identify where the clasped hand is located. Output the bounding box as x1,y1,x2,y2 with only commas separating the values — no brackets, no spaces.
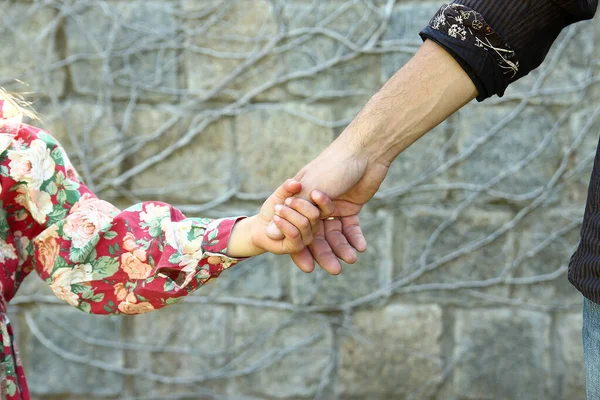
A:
265,137,390,275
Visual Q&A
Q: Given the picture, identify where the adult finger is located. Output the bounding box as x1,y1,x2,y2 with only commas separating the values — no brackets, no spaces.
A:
307,224,343,275
324,218,358,264
290,249,316,273
341,215,367,253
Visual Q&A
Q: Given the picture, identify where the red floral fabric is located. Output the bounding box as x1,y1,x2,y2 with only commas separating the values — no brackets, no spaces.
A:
0,99,243,398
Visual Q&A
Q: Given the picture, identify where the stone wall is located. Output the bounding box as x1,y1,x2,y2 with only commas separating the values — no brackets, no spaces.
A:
3,0,599,399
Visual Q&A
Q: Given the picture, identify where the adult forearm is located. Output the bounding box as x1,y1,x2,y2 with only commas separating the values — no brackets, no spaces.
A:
342,40,478,166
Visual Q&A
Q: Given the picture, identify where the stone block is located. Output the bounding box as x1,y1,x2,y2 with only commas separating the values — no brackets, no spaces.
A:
287,55,381,101
235,104,334,193
130,304,231,397
193,252,286,300
455,104,561,200
563,106,600,205
24,306,124,396
452,308,551,399
590,19,600,102
337,303,443,399
65,1,179,102
183,0,285,102
281,2,383,98
378,120,450,205
29,396,121,400
13,274,55,300
184,1,384,102
123,105,235,205
382,2,441,81
39,100,123,202
506,20,596,105
511,207,584,305
229,307,334,398
0,3,65,97
393,207,515,303
557,312,586,400
291,208,393,306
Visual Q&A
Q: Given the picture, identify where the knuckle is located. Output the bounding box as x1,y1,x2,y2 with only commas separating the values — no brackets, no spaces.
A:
286,198,297,208
293,242,306,252
278,206,290,217
309,208,320,221
288,229,300,239
300,218,310,230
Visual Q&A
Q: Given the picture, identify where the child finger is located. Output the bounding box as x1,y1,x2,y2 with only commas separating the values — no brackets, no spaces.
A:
283,198,320,234
275,204,314,245
273,215,306,253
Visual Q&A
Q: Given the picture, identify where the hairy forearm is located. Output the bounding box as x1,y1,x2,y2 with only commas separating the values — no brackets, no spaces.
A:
341,40,478,166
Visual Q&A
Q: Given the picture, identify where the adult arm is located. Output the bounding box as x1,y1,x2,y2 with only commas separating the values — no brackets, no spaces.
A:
279,0,598,274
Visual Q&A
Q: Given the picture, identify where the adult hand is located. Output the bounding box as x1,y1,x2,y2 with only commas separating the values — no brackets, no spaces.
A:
266,40,478,275
266,137,390,275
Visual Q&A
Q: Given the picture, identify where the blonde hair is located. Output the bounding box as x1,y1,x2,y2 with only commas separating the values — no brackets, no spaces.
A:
0,88,38,121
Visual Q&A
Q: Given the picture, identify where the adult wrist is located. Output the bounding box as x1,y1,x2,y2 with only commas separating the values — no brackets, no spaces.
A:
338,101,399,168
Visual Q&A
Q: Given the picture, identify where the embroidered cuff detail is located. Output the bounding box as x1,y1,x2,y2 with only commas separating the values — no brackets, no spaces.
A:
429,3,519,81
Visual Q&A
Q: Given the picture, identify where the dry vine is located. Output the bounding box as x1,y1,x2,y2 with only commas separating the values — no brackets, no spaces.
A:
2,0,599,398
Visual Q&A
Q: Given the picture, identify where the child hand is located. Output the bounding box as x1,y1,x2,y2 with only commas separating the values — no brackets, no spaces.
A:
257,179,334,255
226,179,335,257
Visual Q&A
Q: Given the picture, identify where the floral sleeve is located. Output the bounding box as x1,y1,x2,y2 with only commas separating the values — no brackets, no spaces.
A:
0,100,243,315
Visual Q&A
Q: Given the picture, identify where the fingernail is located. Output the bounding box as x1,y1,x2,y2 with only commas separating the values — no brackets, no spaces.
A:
285,198,292,206
358,239,367,251
313,190,322,198
274,204,283,214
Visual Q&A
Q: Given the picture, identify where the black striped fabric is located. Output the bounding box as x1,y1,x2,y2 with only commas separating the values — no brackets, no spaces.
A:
420,3,521,100
419,1,600,303
569,139,600,305
453,0,597,94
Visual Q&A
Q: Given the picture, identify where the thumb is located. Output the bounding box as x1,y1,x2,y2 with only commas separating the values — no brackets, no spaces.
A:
266,221,284,240
272,179,302,202
263,179,300,241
